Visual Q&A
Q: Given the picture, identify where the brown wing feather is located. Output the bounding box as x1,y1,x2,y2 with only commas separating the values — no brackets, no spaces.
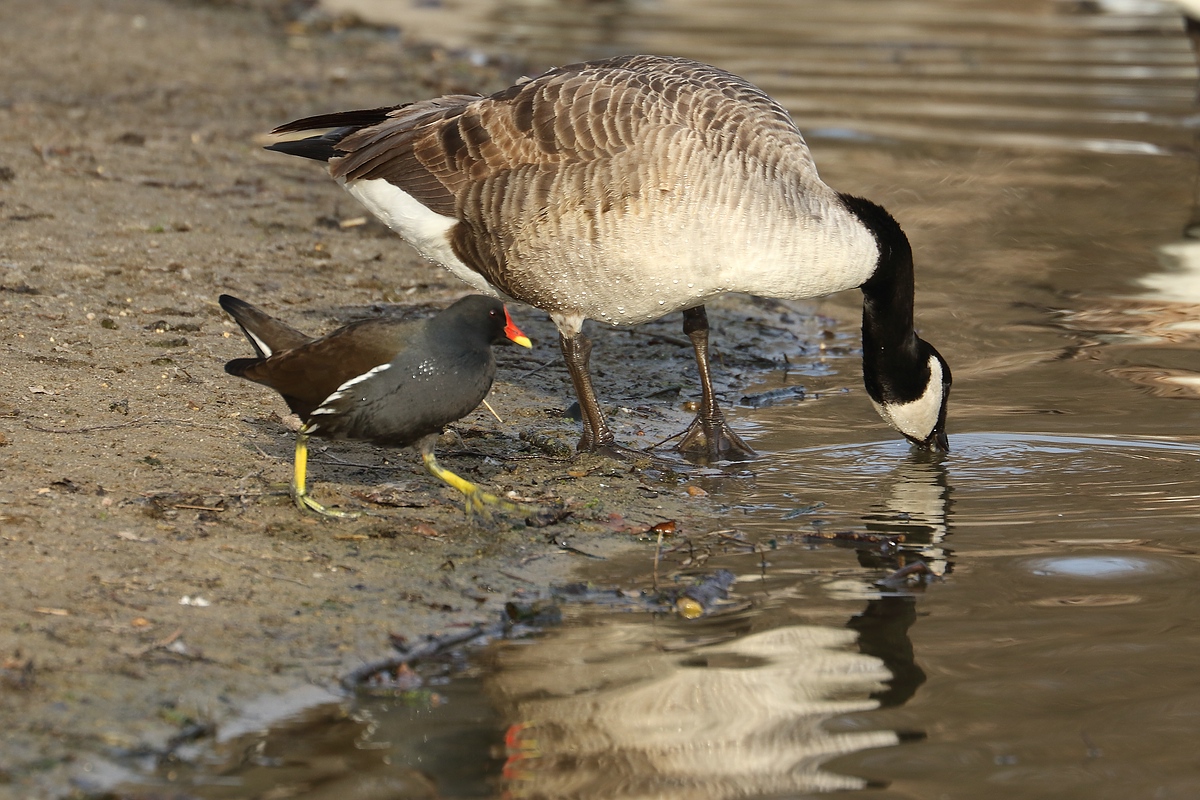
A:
219,295,312,357
329,96,480,216
325,56,815,294
237,319,411,421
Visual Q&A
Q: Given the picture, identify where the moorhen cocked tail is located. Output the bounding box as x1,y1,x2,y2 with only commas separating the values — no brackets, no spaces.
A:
267,54,951,461
220,294,533,518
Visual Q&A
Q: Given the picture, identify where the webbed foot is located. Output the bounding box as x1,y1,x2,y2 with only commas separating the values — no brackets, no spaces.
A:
674,414,757,462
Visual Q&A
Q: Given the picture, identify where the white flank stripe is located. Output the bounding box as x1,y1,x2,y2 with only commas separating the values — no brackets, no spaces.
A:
311,363,392,416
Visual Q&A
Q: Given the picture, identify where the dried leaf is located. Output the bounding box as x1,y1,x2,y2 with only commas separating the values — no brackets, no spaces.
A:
353,486,427,508
413,523,441,539
605,513,649,535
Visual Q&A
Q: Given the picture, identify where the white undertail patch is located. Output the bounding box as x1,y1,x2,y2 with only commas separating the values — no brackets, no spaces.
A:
341,178,499,298
244,329,274,358
871,356,945,443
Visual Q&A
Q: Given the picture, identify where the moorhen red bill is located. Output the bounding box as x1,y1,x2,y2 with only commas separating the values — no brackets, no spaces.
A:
220,293,533,518
266,55,950,462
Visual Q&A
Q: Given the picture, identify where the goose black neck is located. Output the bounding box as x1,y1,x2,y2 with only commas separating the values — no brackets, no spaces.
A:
839,193,925,403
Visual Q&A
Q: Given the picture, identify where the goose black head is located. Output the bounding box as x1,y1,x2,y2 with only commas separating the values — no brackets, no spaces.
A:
868,340,951,452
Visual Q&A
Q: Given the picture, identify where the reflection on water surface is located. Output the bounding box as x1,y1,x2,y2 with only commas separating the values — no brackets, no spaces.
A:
485,618,899,797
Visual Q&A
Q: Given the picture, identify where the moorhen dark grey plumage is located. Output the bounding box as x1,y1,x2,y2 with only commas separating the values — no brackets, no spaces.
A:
267,55,951,461
220,293,533,517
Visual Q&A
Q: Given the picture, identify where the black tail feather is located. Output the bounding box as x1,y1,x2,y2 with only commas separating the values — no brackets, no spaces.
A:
266,107,409,161
224,356,263,378
265,133,344,163
218,294,312,358
270,106,402,135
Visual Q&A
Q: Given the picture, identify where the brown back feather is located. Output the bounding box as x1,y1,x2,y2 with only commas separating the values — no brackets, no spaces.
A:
325,56,815,294
235,319,412,421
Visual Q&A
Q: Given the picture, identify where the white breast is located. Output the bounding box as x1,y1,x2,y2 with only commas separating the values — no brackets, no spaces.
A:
505,194,878,325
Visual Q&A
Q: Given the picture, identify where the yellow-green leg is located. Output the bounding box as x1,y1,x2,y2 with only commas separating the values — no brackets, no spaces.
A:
418,436,533,518
293,431,358,519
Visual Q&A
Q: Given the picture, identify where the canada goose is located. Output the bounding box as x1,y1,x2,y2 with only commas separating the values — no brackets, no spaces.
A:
221,294,533,517
267,54,951,459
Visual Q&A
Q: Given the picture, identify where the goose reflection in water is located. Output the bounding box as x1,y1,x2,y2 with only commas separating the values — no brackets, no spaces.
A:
859,454,953,578
483,619,901,799
836,454,949,709
1036,20,1200,397
474,442,953,798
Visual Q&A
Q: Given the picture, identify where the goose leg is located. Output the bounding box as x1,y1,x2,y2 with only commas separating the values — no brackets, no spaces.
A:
676,305,757,460
292,430,359,518
559,330,618,453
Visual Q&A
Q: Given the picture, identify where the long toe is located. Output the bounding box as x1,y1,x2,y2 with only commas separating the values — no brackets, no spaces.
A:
712,424,757,460
295,491,360,519
461,486,496,520
454,484,573,527
423,446,560,523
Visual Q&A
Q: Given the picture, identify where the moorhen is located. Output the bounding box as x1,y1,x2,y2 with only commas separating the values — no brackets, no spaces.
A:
220,293,533,517
266,55,950,461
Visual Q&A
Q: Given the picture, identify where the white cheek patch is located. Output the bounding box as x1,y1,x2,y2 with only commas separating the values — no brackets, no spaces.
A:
341,178,499,297
871,356,944,442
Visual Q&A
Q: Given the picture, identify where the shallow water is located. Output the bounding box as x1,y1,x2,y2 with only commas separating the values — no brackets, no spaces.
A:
119,0,1200,797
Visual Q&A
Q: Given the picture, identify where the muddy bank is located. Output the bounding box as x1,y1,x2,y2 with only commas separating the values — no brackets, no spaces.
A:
0,2,824,796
